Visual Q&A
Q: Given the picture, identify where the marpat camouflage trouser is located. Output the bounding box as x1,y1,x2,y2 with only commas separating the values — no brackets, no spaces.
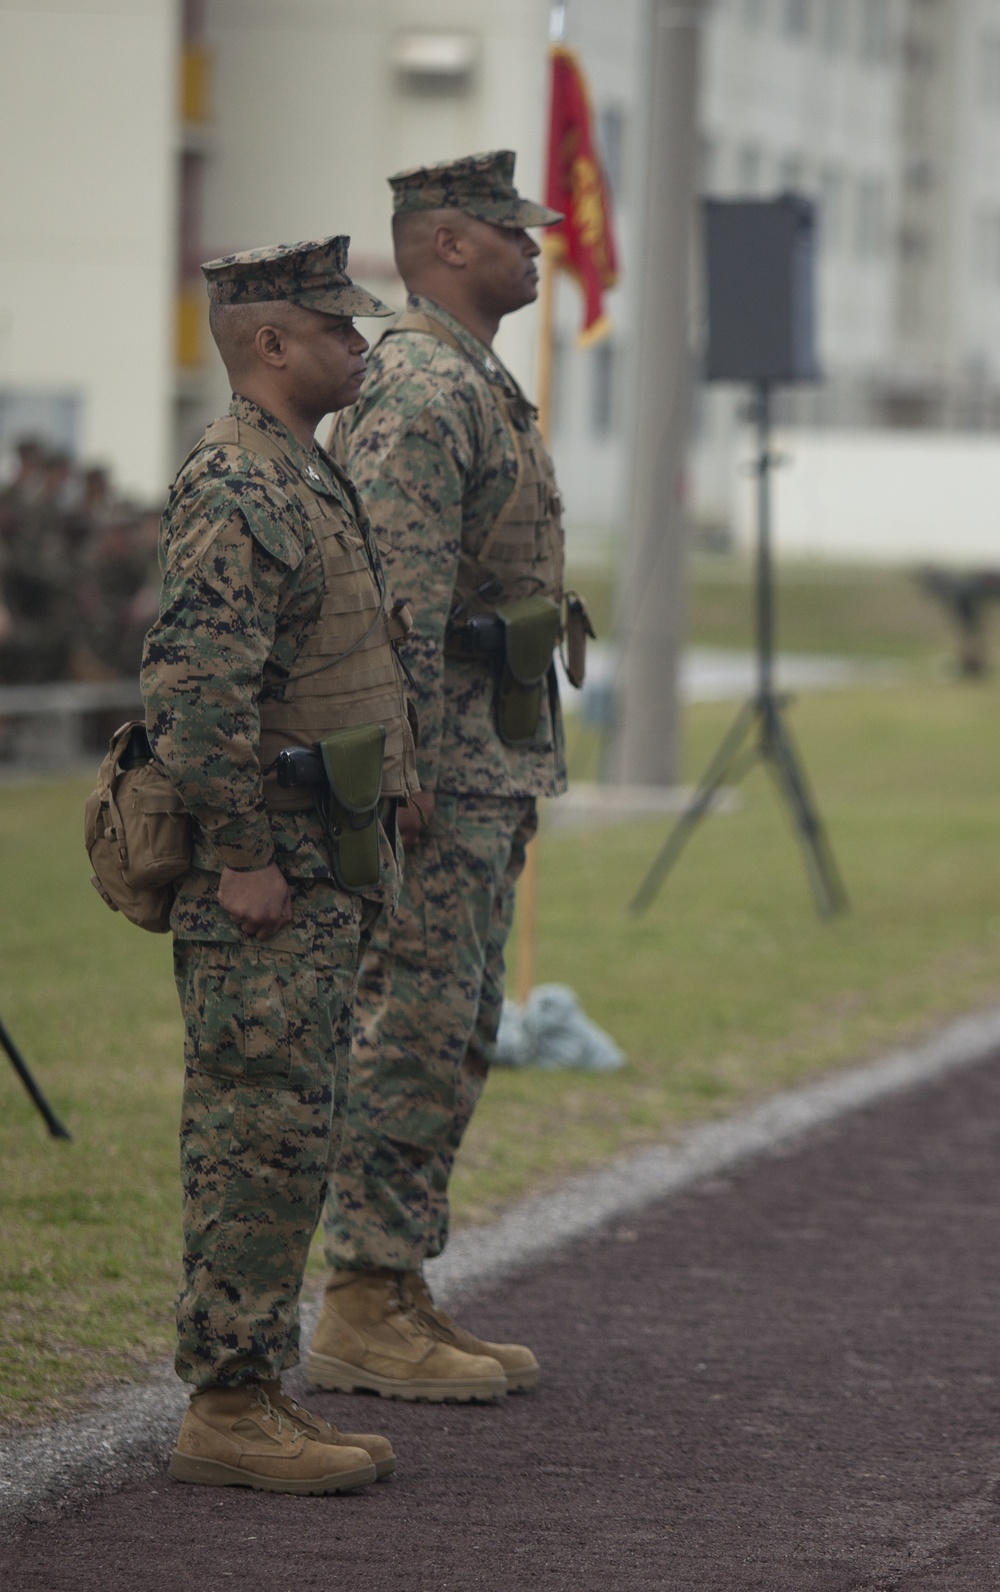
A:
172,870,380,1389
322,793,537,1272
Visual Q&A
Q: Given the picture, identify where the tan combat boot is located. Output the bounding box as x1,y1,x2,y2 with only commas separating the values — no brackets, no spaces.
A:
260,1380,396,1478
306,1268,507,1403
168,1382,377,1494
405,1270,540,1392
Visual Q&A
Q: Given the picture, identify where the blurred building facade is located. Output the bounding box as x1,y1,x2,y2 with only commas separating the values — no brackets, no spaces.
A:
0,0,552,500
4,0,1000,547
555,0,1000,552
0,0,177,499
179,0,552,459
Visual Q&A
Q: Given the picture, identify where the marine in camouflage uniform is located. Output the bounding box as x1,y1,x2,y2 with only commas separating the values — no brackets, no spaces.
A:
141,236,419,1494
0,453,80,684
308,153,573,1402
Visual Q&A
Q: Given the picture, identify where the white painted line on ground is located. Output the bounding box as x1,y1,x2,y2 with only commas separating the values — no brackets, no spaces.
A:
427,1004,1000,1302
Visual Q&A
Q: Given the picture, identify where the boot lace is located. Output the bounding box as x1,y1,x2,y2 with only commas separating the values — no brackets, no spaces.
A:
386,1271,430,1332
406,1275,458,1343
277,1390,335,1437
251,1387,307,1441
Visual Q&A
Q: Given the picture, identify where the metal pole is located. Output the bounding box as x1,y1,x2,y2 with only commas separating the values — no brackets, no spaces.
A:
517,243,559,1003
611,0,708,787
515,0,565,1003
0,1014,71,1140
755,384,774,701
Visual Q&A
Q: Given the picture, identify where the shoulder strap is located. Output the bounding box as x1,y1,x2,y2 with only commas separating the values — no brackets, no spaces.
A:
384,309,467,356
383,311,511,394
202,415,295,472
176,414,294,483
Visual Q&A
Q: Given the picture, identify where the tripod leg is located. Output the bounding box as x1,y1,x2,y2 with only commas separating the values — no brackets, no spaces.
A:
629,699,758,916
0,1015,72,1141
761,702,848,917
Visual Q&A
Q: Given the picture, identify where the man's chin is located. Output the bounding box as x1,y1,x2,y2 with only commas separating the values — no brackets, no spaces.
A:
500,282,538,317
328,379,366,412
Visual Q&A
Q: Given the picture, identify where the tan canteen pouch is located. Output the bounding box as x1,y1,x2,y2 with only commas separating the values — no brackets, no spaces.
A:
495,594,562,747
84,721,191,933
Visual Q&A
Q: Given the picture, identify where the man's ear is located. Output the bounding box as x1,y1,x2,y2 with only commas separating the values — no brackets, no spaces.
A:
432,223,468,269
254,323,288,368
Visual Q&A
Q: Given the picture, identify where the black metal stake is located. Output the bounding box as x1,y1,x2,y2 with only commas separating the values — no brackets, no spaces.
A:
630,382,848,919
0,1013,71,1140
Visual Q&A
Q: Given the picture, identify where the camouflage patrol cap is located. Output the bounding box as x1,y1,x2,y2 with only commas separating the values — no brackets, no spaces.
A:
389,150,563,229
201,235,392,317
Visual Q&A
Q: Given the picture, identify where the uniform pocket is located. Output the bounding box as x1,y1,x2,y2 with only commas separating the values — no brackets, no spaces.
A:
179,941,310,1087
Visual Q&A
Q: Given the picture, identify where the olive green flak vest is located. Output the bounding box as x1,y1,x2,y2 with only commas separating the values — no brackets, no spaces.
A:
385,311,565,619
195,415,417,809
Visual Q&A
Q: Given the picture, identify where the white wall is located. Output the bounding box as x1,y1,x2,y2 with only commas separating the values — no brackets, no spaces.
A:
200,0,552,418
734,428,1000,562
0,0,177,499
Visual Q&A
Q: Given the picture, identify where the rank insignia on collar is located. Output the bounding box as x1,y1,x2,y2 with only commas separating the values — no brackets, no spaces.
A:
305,464,321,482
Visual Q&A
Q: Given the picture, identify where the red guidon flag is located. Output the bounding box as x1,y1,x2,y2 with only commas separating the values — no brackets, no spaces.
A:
544,44,620,345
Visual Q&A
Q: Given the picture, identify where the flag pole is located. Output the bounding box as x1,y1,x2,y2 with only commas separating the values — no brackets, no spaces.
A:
516,237,558,1006
516,1,566,1006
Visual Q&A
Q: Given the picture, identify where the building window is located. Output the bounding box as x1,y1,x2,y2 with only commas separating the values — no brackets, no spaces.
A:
899,276,922,337
981,35,1000,110
855,177,886,257
783,0,810,38
597,105,625,202
591,341,616,437
736,142,762,193
778,152,804,192
975,211,1000,284
859,0,891,65
818,166,843,250
898,224,929,264
820,0,847,53
904,157,934,196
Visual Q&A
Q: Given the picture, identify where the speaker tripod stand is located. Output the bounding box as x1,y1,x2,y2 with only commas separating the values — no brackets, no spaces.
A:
1,1013,71,1140
630,383,847,919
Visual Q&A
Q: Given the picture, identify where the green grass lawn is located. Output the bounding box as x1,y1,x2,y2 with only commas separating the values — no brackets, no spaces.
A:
574,554,965,663
3,562,1000,1428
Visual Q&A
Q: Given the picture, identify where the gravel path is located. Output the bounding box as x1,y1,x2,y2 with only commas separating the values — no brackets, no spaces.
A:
4,1012,1000,1587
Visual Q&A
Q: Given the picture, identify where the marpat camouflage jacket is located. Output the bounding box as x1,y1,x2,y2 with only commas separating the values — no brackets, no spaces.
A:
141,394,391,884
329,295,567,800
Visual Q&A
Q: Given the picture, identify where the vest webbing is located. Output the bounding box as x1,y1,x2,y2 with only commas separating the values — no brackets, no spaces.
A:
384,312,564,619
194,415,416,807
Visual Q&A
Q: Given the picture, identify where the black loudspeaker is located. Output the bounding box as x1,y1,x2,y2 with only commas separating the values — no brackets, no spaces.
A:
703,195,820,385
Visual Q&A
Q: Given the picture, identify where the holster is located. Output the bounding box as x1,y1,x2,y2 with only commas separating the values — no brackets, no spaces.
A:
494,594,562,748
562,590,595,689
314,724,386,893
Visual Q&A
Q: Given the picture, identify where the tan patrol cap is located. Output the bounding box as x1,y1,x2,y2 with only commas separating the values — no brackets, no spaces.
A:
201,235,392,317
389,150,563,229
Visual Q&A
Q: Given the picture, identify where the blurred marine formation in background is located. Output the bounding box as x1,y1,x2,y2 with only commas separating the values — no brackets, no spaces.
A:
0,437,159,688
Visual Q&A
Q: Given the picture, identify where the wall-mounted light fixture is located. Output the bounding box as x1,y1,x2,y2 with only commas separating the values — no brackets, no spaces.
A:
390,31,478,90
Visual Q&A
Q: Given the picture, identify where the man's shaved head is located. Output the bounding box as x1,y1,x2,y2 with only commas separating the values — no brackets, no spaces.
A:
209,299,309,381
391,208,473,288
